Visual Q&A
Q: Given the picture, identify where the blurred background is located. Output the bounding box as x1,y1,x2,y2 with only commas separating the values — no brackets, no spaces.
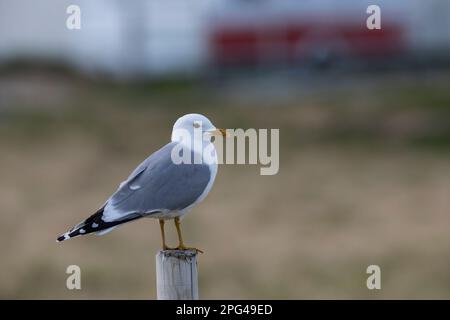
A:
1,0,450,299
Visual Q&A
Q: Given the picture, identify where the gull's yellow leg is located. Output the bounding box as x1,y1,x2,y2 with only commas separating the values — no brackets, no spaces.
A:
159,219,175,250
174,217,203,253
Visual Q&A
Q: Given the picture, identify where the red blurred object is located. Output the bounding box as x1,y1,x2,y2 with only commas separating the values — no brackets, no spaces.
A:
211,19,406,66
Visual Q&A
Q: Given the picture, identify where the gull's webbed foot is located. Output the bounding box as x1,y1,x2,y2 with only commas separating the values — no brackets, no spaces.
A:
177,245,204,254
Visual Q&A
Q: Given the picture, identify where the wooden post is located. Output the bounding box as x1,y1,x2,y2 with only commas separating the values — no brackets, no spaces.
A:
156,250,199,300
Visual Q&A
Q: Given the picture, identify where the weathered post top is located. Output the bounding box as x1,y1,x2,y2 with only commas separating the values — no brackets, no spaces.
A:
156,250,199,300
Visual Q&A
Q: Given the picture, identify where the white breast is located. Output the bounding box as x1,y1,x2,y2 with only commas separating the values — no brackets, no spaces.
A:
178,146,218,217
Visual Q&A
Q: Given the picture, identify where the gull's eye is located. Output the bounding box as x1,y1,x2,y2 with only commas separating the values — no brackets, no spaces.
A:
193,122,200,129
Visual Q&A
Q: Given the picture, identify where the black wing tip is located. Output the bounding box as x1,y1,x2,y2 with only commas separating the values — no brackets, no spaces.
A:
56,207,107,243
57,234,69,242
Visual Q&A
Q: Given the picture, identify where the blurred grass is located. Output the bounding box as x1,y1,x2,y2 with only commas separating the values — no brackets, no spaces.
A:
0,68,450,299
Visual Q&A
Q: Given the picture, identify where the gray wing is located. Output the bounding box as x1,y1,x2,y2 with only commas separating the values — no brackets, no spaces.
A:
102,142,211,222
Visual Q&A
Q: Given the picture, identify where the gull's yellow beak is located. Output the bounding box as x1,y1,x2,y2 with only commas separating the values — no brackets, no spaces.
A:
208,128,228,137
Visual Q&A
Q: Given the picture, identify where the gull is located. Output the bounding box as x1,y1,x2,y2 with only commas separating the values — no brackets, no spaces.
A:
57,114,226,252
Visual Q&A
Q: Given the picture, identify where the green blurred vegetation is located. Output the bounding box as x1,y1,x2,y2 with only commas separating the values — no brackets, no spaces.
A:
1,67,450,151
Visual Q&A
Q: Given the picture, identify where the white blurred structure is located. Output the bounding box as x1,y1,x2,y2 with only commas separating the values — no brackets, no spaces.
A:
0,0,212,76
0,0,449,76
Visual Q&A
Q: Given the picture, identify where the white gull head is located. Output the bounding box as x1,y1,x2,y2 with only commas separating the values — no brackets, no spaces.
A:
170,113,226,165
171,114,216,141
